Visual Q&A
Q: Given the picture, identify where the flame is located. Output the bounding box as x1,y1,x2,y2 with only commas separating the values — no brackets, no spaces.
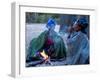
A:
40,50,48,60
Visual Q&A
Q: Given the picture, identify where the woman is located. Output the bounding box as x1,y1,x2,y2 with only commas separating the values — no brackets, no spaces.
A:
66,18,89,65
26,18,67,65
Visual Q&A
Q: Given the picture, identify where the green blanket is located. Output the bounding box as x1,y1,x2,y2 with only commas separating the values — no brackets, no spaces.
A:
27,30,67,60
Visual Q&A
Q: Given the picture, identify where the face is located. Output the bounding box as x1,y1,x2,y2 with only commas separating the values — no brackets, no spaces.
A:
73,24,81,32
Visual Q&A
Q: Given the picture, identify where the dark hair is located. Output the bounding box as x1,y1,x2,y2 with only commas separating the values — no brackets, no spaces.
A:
78,23,88,34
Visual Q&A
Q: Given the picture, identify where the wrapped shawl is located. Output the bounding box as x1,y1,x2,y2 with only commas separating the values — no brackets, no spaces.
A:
66,31,89,64
27,30,67,61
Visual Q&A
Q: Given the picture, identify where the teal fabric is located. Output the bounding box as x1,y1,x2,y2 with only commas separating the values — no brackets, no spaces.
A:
28,30,67,60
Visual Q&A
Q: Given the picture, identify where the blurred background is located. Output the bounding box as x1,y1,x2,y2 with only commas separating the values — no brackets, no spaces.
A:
26,12,89,33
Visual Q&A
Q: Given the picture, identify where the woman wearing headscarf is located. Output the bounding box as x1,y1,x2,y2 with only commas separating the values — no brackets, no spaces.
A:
66,18,89,65
27,18,67,66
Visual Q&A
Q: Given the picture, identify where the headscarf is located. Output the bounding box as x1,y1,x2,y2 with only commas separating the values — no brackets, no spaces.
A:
46,18,56,29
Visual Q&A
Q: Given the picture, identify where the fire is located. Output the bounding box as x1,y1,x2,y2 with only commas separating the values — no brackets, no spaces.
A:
40,50,48,60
